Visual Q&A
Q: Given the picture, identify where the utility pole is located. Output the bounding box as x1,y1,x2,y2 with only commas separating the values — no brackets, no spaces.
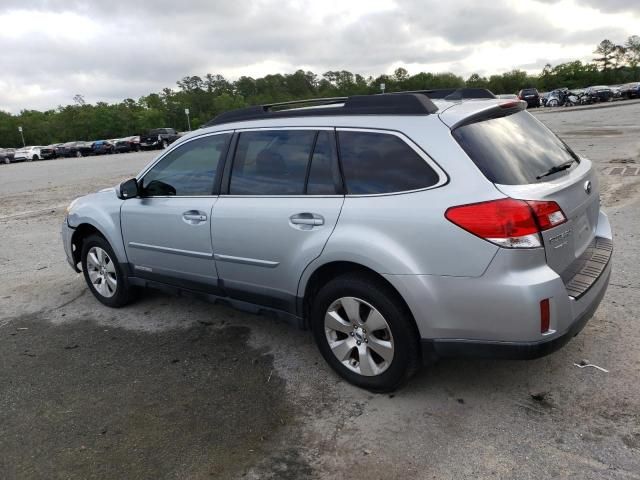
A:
185,108,191,131
18,126,25,147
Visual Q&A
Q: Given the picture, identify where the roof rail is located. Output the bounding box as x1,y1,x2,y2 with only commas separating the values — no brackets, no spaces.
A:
393,88,496,100
204,93,439,127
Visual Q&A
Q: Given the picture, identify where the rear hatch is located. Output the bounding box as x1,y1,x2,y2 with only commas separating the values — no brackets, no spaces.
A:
447,105,603,283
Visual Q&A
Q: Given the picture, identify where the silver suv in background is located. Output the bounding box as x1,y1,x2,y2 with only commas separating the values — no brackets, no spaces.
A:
62,90,612,392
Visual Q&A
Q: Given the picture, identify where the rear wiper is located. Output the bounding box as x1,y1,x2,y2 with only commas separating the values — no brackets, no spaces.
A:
536,159,577,180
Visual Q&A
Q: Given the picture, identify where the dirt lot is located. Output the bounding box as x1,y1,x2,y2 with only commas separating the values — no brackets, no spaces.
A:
1,104,639,479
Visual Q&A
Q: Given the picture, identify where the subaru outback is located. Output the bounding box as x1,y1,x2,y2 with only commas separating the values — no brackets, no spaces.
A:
62,91,612,392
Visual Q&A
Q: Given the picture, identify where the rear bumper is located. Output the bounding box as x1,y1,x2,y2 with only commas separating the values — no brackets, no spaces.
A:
385,209,612,360
421,264,610,360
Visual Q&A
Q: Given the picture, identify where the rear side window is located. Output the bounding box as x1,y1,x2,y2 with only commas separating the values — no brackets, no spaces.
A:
452,111,579,185
337,131,439,194
230,130,316,195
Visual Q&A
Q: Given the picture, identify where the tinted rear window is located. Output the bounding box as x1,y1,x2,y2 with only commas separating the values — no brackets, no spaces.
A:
452,111,579,185
337,131,439,194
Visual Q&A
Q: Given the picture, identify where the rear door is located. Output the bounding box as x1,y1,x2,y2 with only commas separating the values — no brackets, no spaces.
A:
211,128,344,312
451,110,601,278
121,132,232,292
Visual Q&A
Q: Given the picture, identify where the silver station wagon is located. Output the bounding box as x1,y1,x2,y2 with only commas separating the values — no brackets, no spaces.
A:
62,89,612,391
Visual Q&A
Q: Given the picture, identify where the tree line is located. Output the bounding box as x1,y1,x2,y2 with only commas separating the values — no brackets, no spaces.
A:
1,36,638,148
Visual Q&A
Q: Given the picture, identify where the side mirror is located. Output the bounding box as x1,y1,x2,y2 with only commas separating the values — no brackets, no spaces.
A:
118,178,139,199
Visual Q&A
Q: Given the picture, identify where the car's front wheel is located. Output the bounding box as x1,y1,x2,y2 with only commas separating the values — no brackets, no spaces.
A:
81,234,134,308
311,274,420,392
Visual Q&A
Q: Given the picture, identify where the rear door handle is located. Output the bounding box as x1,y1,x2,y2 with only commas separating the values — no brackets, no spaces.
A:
183,210,207,224
290,213,324,226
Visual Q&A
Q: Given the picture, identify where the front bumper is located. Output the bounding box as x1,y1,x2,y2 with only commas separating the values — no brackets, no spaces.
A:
61,219,79,272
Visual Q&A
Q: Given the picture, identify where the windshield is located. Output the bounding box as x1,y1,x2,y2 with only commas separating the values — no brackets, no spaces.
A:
452,111,579,185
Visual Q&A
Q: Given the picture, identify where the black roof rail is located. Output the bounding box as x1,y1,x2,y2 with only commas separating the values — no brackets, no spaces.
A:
204,93,439,127
392,88,496,100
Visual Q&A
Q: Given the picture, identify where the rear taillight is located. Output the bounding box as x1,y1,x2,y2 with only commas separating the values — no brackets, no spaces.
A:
526,200,566,230
445,198,566,249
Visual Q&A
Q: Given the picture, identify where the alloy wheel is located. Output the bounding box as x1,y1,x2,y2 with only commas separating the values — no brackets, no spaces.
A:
86,246,117,298
324,296,394,376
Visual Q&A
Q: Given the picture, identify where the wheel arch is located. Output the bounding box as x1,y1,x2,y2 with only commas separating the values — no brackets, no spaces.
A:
299,261,418,335
70,223,107,267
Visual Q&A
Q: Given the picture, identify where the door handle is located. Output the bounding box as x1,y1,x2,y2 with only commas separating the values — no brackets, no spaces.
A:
182,210,207,224
290,213,324,227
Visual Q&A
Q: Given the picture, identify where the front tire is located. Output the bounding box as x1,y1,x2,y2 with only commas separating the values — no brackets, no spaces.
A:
311,274,420,392
81,234,134,308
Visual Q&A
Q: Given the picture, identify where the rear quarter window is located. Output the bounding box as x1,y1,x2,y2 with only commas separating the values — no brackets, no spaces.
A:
337,131,440,194
452,111,579,185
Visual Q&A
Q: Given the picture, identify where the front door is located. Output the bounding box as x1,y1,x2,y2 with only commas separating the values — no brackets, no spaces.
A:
121,132,232,293
212,129,344,312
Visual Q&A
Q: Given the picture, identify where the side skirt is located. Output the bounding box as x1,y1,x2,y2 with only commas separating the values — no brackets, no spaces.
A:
127,275,305,329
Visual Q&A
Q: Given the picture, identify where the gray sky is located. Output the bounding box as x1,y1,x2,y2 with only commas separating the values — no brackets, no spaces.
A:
0,0,638,112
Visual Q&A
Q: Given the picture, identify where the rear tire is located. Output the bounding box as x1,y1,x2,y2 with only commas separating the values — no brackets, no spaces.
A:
81,234,135,308
311,273,420,392
162,140,169,149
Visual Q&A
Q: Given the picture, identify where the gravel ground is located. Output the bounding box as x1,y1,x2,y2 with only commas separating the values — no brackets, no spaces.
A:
1,104,639,479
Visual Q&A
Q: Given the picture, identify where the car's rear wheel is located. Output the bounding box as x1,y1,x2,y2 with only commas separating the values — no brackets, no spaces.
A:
311,274,420,392
81,234,134,308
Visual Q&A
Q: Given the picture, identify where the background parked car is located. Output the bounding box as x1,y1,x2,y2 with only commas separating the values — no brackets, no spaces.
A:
57,141,94,158
517,88,540,108
92,140,115,155
13,146,43,162
140,128,181,150
114,136,141,153
584,86,614,103
40,145,59,160
620,82,640,99
0,148,16,164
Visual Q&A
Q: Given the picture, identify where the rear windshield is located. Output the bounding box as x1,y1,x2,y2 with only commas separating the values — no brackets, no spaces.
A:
452,111,579,185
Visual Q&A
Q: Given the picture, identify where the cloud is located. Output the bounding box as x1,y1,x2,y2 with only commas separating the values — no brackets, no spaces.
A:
0,0,637,112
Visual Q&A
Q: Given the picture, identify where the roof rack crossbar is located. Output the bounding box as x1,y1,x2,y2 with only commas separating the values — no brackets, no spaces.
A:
262,97,348,110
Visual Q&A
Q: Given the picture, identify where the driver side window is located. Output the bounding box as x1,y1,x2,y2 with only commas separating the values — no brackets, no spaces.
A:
141,133,231,196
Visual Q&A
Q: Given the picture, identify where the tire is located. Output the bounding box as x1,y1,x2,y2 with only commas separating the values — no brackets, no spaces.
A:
162,140,169,149
81,234,134,308
4,157,9,164
548,99,558,107
311,273,420,392
76,150,82,158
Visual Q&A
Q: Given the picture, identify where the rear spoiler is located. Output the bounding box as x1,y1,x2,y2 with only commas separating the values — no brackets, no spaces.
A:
450,100,526,130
